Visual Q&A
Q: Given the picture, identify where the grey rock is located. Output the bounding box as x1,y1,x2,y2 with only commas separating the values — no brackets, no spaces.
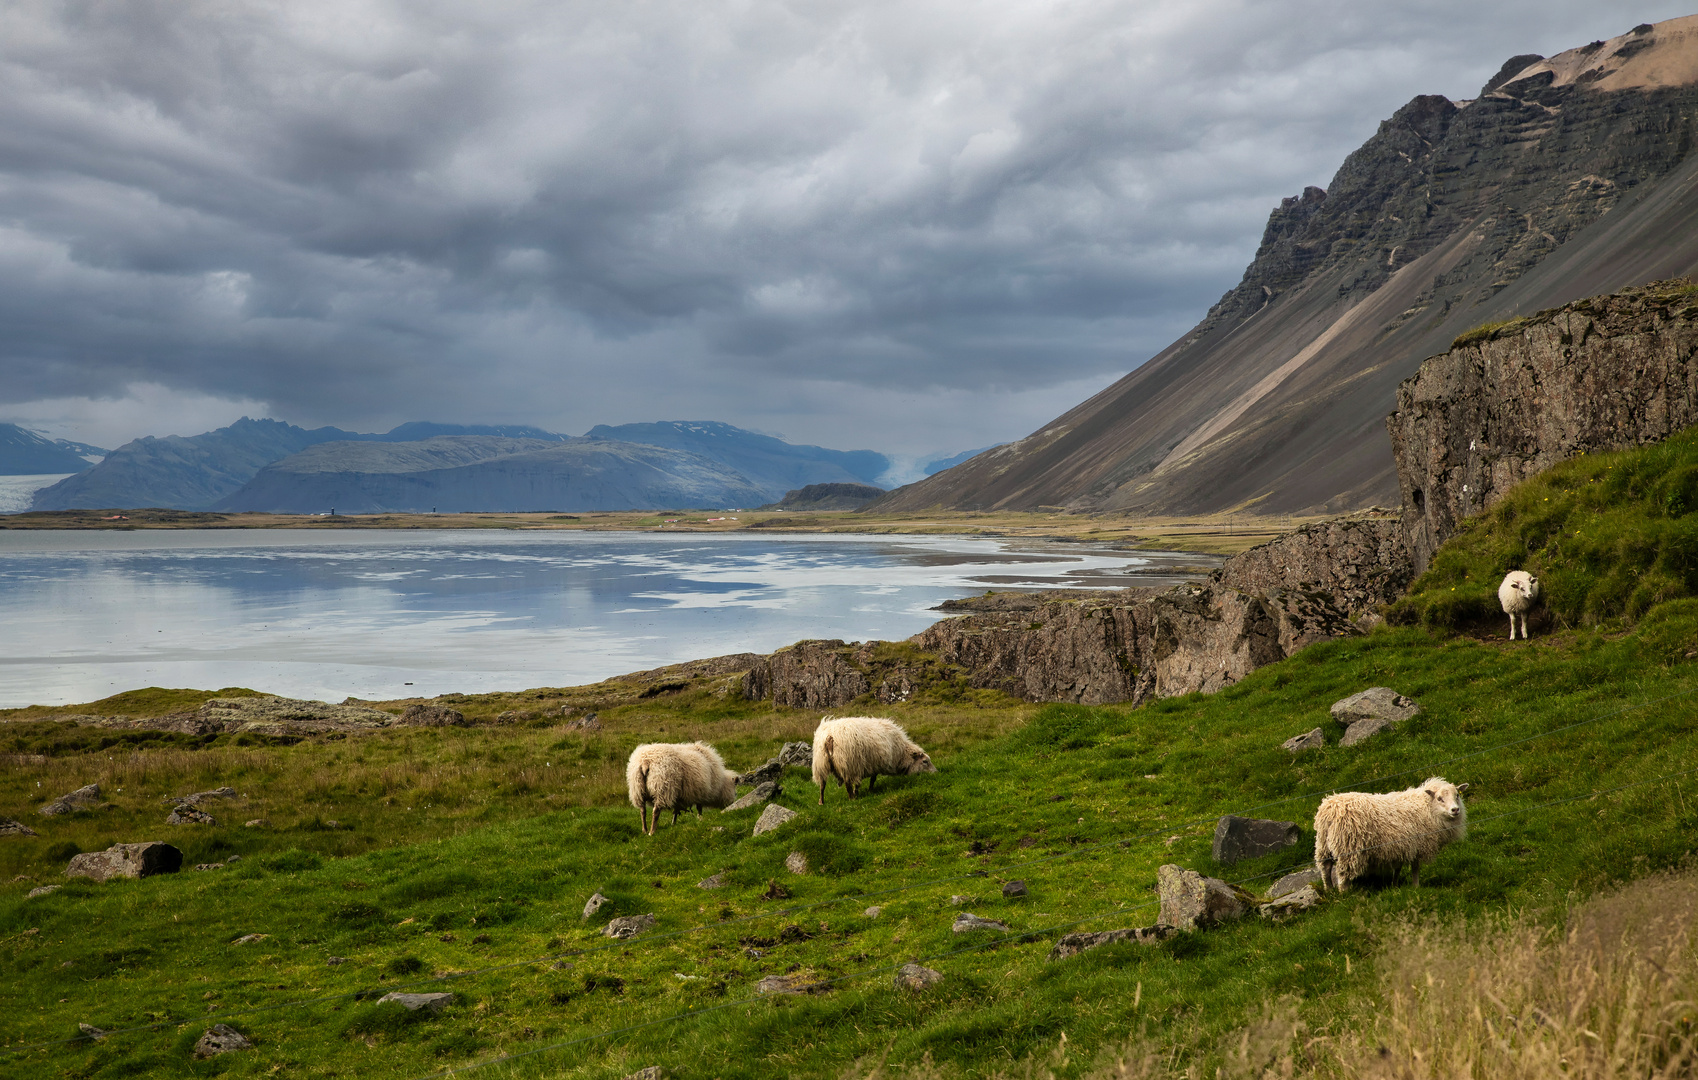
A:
194,863,225,871
696,873,725,890
1213,517,1415,616
723,781,781,812
1331,687,1421,725
166,806,216,826
1281,728,1325,753
737,760,784,787
1157,864,1249,931
604,913,657,940
952,913,1009,933
243,818,269,828
398,704,467,726
752,804,797,836
192,1024,253,1058
0,818,39,837
755,973,815,995
622,1068,667,1080
864,906,882,918
376,992,455,1014
1212,816,1301,865
582,891,609,919
776,742,813,767
65,842,183,881
562,713,602,732
1002,880,1029,898
39,783,101,816
894,963,944,990
1048,925,1174,961
168,786,236,807
1268,868,1324,899
948,894,973,906
231,933,268,945
1341,714,1405,746
27,885,61,898
326,956,348,965
784,851,808,874
78,1023,109,1041
1259,885,1323,918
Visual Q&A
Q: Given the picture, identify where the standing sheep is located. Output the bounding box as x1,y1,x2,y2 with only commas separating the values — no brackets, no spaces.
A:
1499,570,1541,640
812,716,937,805
1313,777,1469,892
626,742,738,836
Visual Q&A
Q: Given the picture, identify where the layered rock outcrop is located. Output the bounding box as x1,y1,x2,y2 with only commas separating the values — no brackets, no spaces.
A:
1212,512,1412,615
1389,280,1698,570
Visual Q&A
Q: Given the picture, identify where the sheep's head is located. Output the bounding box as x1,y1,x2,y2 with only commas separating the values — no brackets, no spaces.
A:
904,748,938,775
1423,777,1469,821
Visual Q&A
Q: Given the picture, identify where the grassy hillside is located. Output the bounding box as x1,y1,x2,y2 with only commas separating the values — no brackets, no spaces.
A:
9,442,1698,1077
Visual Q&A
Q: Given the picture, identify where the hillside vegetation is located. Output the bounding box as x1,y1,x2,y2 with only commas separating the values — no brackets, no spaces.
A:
8,441,1698,1077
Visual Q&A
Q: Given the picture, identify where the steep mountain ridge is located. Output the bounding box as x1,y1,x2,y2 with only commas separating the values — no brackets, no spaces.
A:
874,15,1698,517
585,420,888,501
0,424,103,475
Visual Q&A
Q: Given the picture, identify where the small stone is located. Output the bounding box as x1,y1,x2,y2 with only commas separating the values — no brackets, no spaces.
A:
582,891,609,919
27,885,60,898
65,841,183,882
78,1023,108,1041
326,956,348,965
752,804,798,836
604,913,658,939
1002,880,1029,898
776,742,813,767
755,973,813,995
244,819,268,828
723,781,782,812
948,894,972,906
192,1023,253,1058
864,906,882,918
552,960,574,970
951,913,1009,933
1281,728,1325,753
784,851,808,874
324,820,341,829
226,855,241,863
696,873,725,890
622,1068,667,1080
1212,816,1301,865
194,863,225,872
1267,868,1324,899
0,818,39,837
894,963,944,990
39,783,101,817
1048,925,1174,960
231,933,268,945
1259,885,1322,918
1156,864,1250,931
166,806,216,826
376,992,455,1014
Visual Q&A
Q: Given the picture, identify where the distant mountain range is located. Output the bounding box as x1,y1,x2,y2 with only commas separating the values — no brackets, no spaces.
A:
24,416,952,513
0,424,106,475
877,16,1698,517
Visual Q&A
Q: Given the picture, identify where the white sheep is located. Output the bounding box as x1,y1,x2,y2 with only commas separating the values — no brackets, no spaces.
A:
812,716,937,805
1313,776,1469,892
626,741,738,836
1498,570,1541,640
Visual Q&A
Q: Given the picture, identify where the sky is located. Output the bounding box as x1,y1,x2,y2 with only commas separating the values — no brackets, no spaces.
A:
0,1,1690,458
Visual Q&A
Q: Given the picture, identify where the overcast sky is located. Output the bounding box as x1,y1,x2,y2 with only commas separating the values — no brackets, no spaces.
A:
0,1,1689,459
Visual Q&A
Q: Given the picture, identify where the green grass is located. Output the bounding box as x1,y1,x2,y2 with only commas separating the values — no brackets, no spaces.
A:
13,440,1698,1076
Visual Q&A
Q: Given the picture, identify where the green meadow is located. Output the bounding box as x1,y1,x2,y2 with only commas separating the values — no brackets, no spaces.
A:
10,434,1698,1077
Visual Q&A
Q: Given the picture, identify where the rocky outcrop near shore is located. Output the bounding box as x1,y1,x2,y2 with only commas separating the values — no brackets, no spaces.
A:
1212,512,1413,615
1389,280,1698,571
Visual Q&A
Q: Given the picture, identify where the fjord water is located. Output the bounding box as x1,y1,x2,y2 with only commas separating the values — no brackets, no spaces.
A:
0,530,1206,708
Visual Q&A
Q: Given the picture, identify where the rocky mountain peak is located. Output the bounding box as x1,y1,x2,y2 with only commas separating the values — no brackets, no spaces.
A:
1501,14,1698,93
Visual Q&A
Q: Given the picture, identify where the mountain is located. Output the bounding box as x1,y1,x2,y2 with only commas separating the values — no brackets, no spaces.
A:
875,16,1698,517
585,421,888,502
760,482,887,511
214,436,770,513
30,417,368,510
0,424,103,475
378,422,569,442
922,447,997,476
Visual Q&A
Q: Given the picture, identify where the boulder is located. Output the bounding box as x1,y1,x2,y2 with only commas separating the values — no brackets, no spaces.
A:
776,742,813,767
1002,880,1029,898
65,842,183,881
604,913,658,940
192,1024,253,1058
0,818,39,837
723,781,781,812
1048,925,1174,961
166,807,216,826
1332,687,1420,725
582,891,609,919
752,804,798,836
784,851,808,875
1156,864,1249,931
737,761,784,787
1211,816,1301,865
1340,714,1404,746
1259,885,1322,918
1268,868,1323,899
1281,728,1325,753
39,783,101,816
376,992,455,1014
894,963,944,990
952,913,1009,933
399,704,467,726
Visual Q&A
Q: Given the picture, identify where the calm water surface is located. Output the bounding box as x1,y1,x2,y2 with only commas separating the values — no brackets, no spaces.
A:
0,529,1209,707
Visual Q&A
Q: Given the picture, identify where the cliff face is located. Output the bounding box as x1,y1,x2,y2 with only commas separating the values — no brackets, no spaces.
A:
874,16,1698,518
1389,279,1698,571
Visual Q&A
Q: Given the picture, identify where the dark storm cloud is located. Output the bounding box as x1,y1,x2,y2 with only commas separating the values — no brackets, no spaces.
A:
0,0,1689,452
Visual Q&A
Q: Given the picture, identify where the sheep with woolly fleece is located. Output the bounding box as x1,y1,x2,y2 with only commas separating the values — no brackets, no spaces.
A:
812,716,937,805
1313,777,1469,892
626,741,738,836
1499,570,1541,639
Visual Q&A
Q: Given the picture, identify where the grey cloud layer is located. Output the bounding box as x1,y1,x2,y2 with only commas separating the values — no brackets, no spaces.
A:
0,0,1686,451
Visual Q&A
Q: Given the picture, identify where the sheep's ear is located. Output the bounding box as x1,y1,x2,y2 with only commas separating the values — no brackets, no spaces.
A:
1456,783,1470,795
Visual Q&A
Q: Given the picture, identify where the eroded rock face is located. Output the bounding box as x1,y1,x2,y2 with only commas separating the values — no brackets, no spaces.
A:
1390,280,1698,572
65,842,183,881
741,641,869,708
1214,514,1414,615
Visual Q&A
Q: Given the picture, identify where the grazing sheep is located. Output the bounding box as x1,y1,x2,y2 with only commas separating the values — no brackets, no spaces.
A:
812,716,937,805
1313,777,1469,892
626,742,738,836
1498,570,1541,640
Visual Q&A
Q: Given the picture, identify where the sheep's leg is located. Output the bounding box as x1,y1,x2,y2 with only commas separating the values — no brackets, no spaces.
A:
671,807,681,827
867,775,878,793
818,776,826,805
639,803,649,835
1411,860,1421,888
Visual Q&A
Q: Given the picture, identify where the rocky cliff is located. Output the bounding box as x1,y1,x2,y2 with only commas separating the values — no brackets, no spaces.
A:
874,16,1698,518
1389,279,1698,571
1213,513,1412,615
